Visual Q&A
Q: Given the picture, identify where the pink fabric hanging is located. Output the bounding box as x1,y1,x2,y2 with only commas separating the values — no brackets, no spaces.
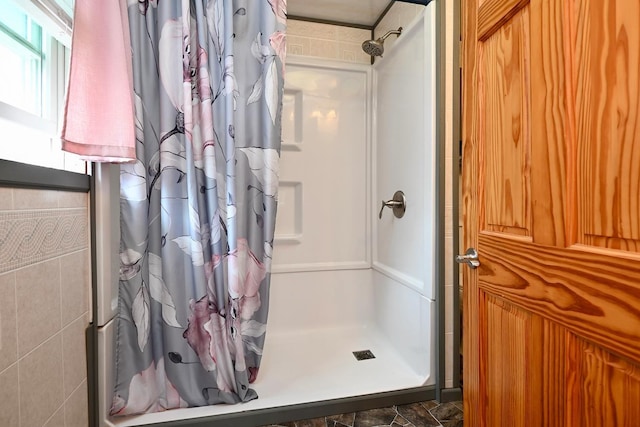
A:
61,0,136,163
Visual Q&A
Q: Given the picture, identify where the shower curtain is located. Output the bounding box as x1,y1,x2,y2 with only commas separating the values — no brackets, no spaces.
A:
112,0,286,415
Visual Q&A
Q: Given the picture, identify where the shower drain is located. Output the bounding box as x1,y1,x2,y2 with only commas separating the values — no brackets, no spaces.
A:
352,350,376,361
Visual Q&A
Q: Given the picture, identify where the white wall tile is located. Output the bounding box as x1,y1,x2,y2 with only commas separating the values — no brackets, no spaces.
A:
0,188,13,210
287,20,371,64
445,332,454,382
1,187,90,426
0,272,17,373
19,336,64,427
64,380,88,427
443,0,459,389
62,315,87,399
57,192,88,209
60,250,89,327
288,20,338,40
285,35,309,56
338,42,371,63
337,26,371,43
445,285,454,334
43,407,65,427
13,188,58,210
15,259,61,357
308,38,339,59
0,364,19,427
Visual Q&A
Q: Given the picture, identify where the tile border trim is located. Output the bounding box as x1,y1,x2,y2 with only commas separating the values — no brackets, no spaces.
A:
0,208,89,273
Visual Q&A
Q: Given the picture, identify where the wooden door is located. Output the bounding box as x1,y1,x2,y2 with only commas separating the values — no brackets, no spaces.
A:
462,0,640,425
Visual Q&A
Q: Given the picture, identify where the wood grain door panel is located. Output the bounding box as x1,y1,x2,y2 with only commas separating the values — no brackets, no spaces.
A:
567,334,640,427
479,234,640,361
463,0,640,425
479,5,531,237
572,1,640,251
481,293,543,427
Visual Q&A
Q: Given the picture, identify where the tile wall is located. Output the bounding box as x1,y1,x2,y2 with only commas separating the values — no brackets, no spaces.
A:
286,20,372,64
0,188,90,427
443,0,457,391
373,2,425,48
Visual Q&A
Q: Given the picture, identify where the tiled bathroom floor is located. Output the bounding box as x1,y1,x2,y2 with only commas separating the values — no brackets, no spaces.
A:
261,400,463,427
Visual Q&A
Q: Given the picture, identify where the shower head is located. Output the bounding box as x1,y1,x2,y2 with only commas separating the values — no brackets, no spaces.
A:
361,27,403,57
362,39,384,57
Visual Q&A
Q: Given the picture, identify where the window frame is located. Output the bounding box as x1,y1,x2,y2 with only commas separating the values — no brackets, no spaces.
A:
0,0,87,175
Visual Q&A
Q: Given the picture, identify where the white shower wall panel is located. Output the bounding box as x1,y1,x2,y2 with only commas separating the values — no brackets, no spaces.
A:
372,270,434,382
98,321,116,427
273,59,371,272
373,8,436,300
94,163,122,326
268,269,374,333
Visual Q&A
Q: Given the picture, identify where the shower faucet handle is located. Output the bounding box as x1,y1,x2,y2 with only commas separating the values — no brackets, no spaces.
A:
378,191,406,219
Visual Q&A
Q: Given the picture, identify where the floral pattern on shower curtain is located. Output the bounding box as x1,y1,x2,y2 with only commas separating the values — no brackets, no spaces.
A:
112,0,286,415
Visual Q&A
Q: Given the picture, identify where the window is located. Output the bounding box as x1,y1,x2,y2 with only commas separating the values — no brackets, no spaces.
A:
0,0,86,174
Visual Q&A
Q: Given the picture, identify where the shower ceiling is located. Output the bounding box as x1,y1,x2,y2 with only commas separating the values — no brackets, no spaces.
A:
286,0,394,27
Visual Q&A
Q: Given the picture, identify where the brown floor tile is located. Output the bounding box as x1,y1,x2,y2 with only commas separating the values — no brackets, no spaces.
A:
259,399,462,427
391,413,414,426
353,407,398,427
420,401,440,411
429,402,463,423
296,418,326,427
397,403,440,426
327,412,355,426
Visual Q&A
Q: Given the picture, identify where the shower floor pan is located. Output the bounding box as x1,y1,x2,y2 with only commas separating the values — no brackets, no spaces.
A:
108,325,426,426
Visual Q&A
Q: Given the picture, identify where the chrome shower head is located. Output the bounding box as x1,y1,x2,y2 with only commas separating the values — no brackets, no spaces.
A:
362,39,385,56
361,27,403,57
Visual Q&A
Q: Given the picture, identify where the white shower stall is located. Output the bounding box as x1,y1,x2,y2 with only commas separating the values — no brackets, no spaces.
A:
95,4,437,426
